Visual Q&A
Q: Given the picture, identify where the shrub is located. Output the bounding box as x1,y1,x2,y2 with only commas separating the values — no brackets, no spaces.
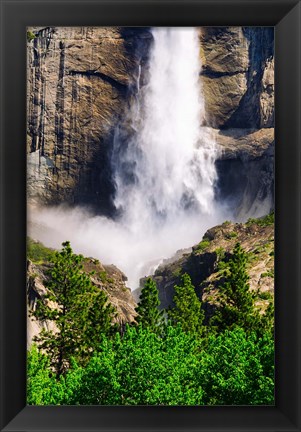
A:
196,239,211,252
247,212,274,227
27,31,36,42
225,231,237,239
27,237,54,263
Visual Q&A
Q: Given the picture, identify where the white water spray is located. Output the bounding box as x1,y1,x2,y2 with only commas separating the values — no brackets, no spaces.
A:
113,28,217,229
29,27,224,289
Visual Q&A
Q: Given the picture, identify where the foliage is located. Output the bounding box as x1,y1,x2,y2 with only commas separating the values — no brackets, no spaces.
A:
32,241,116,376
196,239,211,251
135,278,164,335
247,212,274,227
27,345,64,405
168,273,205,335
222,220,231,226
27,238,274,406
27,31,36,42
210,243,261,333
197,328,274,405
210,243,273,336
258,291,273,300
27,237,54,263
215,247,225,260
27,327,274,406
225,231,237,239
261,269,274,278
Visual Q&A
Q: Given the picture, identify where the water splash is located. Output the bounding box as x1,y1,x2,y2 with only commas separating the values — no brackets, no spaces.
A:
29,27,224,289
113,28,217,231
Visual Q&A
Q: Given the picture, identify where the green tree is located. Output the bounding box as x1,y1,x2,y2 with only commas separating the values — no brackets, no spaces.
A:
197,328,274,405
68,325,204,405
167,273,205,335
210,242,261,333
27,345,59,405
135,278,164,334
32,241,116,376
27,326,274,406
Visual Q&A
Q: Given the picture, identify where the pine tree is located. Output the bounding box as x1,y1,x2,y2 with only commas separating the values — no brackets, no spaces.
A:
167,273,205,335
211,242,260,333
135,278,164,334
32,241,116,376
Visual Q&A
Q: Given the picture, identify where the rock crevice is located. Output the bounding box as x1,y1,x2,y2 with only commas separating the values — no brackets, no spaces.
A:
27,26,274,215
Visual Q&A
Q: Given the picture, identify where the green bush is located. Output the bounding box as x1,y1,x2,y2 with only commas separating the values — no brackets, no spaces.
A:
27,326,274,406
27,31,36,42
196,239,211,252
258,291,273,300
261,269,274,278
225,231,237,239
197,328,274,405
27,237,54,263
247,212,274,227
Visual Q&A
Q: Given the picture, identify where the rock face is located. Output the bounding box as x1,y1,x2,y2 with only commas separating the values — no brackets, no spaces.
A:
200,27,274,129
27,26,274,215
214,128,274,217
27,26,151,213
198,27,274,215
146,217,274,316
27,248,137,347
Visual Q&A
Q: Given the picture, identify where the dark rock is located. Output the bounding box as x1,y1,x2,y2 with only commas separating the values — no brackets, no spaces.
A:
147,219,274,315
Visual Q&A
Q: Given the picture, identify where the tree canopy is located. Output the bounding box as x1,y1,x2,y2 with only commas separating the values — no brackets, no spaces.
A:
32,241,116,376
135,277,164,334
168,273,205,335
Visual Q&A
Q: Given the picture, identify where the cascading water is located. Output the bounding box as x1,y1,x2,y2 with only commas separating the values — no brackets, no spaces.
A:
113,28,217,231
29,27,225,289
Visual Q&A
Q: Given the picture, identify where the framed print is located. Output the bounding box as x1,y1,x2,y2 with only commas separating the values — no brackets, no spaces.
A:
0,0,300,431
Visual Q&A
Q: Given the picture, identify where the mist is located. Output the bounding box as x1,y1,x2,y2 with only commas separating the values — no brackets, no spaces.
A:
28,204,229,290
28,28,230,289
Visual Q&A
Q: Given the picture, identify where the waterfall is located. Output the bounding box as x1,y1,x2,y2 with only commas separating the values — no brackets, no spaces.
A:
113,27,218,234
29,27,224,290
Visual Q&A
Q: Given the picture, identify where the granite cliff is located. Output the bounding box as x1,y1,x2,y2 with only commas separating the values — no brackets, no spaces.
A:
139,214,274,319
27,26,274,216
27,26,151,213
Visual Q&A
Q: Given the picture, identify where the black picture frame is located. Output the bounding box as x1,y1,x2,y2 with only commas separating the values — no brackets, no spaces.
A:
0,0,300,431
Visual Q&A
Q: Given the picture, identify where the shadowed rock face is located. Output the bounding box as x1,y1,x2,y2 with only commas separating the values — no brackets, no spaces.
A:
200,27,274,129
199,26,274,215
27,26,152,214
27,26,274,215
144,219,274,316
214,128,274,218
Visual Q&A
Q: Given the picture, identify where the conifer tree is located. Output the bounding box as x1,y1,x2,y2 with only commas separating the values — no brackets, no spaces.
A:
135,277,164,334
32,241,116,376
167,273,205,335
211,242,260,333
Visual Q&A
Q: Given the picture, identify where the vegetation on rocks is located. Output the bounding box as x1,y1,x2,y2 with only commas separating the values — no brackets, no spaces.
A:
26,26,275,406
27,31,36,42
31,241,116,376
27,237,54,263
247,212,274,227
28,226,274,405
209,242,272,335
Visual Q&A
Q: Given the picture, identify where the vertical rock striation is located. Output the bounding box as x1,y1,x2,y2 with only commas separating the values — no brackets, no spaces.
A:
27,26,151,213
27,26,274,218
199,27,274,129
199,27,274,217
